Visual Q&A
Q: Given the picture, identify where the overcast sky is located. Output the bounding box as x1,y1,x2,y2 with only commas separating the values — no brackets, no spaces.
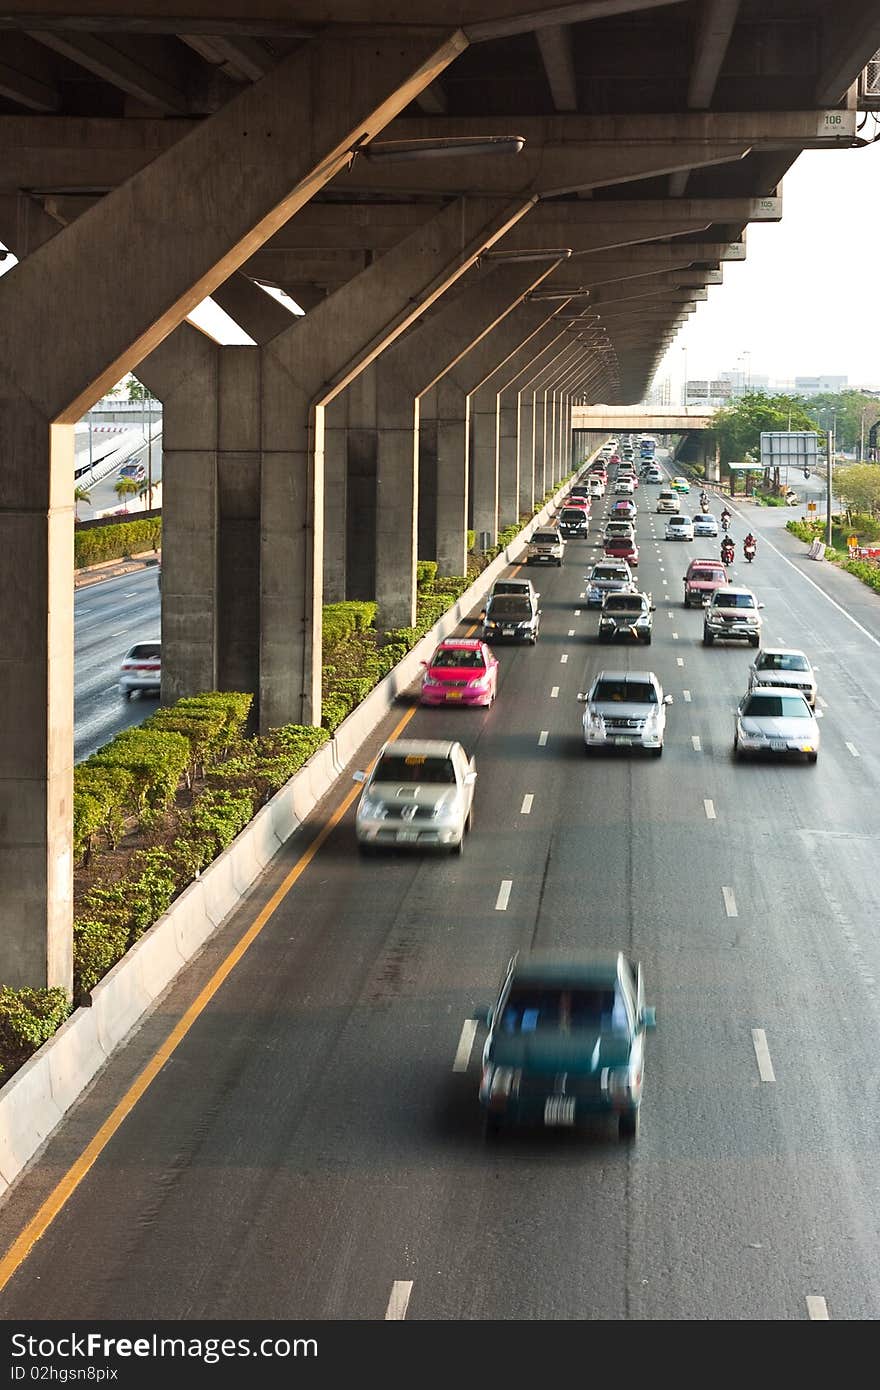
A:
655,127,880,393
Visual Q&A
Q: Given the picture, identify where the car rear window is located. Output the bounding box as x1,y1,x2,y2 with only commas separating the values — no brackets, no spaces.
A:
604,596,643,611
592,567,625,581
593,679,657,704
757,653,809,671
743,694,810,718
487,597,531,617
126,643,160,659
500,985,629,1034
431,647,485,668
374,755,457,784
716,592,755,608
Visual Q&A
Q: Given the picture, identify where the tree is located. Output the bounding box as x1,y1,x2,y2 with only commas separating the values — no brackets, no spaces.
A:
74,485,91,521
832,464,880,520
114,478,140,511
797,390,880,456
127,377,148,401
709,392,820,489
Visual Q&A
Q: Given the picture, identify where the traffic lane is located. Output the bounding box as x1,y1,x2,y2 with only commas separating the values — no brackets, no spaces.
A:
74,567,161,761
637,549,880,1316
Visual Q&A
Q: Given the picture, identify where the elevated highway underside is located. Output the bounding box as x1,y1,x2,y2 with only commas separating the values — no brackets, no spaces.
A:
0,0,879,986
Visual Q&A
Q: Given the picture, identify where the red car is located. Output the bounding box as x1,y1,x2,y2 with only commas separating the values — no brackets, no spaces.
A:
420,638,498,708
604,534,640,566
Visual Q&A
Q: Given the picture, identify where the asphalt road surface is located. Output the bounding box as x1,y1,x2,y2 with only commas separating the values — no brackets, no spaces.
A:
7,448,880,1321
74,565,161,763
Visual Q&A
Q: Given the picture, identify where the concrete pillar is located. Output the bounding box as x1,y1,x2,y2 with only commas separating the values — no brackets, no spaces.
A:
0,399,73,991
340,258,564,602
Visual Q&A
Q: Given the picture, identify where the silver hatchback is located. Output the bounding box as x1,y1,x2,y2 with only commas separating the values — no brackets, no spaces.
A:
354,739,477,854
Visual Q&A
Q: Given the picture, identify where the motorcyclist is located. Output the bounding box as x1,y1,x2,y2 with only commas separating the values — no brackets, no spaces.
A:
700,491,710,512
743,531,757,559
721,536,735,564
720,507,731,531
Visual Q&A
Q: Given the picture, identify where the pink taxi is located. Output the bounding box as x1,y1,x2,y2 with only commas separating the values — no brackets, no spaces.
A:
420,638,498,708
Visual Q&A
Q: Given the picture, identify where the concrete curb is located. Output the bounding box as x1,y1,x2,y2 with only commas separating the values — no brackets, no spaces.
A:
0,468,584,1196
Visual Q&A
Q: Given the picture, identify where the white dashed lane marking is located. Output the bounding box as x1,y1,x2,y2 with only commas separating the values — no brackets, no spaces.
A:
521,794,534,814
386,1282,413,1320
452,1020,477,1073
538,731,549,746
574,609,581,616
568,629,575,636
550,686,559,698
672,631,678,640
495,880,512,911
817,694,827,708
683,689,691,699
560,654,568,664
722,886,738,918
751,1028,776,1083
846,742,860,758
704,799,716,820
806,1297,829,1320
691,735,701,752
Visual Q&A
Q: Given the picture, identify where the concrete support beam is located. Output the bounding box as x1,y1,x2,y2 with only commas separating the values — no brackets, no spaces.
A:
536,25,578,112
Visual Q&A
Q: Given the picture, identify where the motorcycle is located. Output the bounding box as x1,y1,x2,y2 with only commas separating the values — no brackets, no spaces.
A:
700,494,710,512
743,541,756,563
721,543,735,566
721,514,731,533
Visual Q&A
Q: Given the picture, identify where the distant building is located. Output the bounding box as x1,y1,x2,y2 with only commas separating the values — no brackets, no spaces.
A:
794,375,848,396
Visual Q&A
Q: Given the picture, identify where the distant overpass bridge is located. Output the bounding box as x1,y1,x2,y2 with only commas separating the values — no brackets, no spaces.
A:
572,408,714,432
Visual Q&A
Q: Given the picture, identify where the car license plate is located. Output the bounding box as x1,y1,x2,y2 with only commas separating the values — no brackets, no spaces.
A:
544,1096,575,1127
614,735,634,745
446,691,462,699
771,740,787,751
396,829,419,843
503,627,515,635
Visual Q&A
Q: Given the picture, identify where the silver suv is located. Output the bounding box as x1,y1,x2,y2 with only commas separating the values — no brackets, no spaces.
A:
578,670,672,757
703,586,764,647
354,739,477,855
526,528,565,567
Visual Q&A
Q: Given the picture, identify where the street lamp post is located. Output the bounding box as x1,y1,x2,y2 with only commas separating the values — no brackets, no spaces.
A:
818,408,836,547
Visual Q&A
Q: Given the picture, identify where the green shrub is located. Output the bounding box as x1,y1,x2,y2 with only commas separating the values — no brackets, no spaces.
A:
0,987,72,1075
416,560,438,590
322,602,377,647
185,788,257,865
73,765,134,854
321,693,354,732
467,530,476,552
143,705,229,785
75,517,161,569
88,728,190,816
74,915,130,1000
173,692,253,749
377,642,409,676
841,558,880,592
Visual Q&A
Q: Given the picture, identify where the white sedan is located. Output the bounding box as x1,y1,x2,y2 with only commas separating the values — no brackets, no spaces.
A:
665,515,694,541
733,688,820,763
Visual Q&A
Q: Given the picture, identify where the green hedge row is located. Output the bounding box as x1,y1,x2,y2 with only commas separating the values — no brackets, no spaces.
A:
75,517,162,568
0,987,72,1083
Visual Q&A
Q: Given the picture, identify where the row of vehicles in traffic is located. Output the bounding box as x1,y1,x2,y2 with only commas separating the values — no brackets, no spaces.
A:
352,433,823,1140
